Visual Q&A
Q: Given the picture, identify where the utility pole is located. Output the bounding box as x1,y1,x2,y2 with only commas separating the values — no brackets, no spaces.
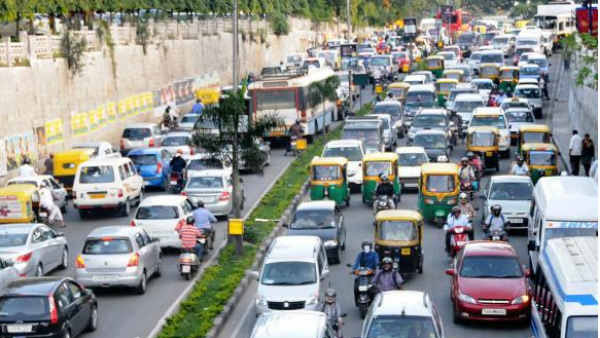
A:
346,0,353,114
231,0,243,255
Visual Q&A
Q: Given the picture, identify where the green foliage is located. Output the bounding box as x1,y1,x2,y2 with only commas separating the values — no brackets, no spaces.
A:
60,30,87,76
136,17,151,55
562,33,598,90
269,11,289,36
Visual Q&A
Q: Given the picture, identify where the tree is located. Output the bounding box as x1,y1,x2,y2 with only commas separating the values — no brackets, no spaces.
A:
308,76,340,123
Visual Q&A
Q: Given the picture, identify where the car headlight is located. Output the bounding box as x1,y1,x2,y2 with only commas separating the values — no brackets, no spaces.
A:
256,295,267,306
511,295,530,305
324,240,338,247
424,198,434,205
458,291,477,304
447,198,457,205
306,295,319,305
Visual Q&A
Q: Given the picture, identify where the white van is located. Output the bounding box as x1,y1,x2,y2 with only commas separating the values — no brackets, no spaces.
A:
516,30,543,55
528,176,598,271
73,157,143,218
251,311,336,338
253,236,329,316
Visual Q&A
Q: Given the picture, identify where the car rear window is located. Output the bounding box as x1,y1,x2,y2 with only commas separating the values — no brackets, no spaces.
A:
136,206,179,220
161,137,189,147
7,181,37,187
186,176,223,189
129,154,158,166
0,296,49,321
83,238,133,254
0,233,28,247
123,128,151,140
188,158,224,170
79,166,115,184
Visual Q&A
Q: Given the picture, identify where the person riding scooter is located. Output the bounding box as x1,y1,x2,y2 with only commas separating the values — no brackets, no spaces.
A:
457,193,475,240
352,241,379,305
372,257,403,293
39,181,64,227
321,288,343,337
444,206,471,253
375,174,395,209
286,120,304,155
483,204,508,240
176,216,206,259
467,151,482,178
510,155,529,176
169,149,187,190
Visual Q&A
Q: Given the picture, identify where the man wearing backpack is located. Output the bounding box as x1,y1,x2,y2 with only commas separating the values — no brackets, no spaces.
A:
372,257,403,293
483,204,508,237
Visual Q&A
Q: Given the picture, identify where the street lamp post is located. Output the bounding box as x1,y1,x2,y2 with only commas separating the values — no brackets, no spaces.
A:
231,0,243,255
346,0,353,115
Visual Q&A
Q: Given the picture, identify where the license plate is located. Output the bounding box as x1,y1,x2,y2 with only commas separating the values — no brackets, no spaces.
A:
358,285,368,292
509,218,523,224
6,324,32,333
486,151,493,156
456,241,466,246
89,194,105,199
143,181,150,187
482,308,507,316
93,275,114,281
199,197,215,203
39,212,48,217
181,265,191,273
198,238,206,244
401,248,411,255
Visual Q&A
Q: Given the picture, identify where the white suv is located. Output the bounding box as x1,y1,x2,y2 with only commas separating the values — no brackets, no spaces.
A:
469,107,511,158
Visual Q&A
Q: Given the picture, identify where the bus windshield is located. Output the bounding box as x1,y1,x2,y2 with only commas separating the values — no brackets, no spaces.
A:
254,90,296,110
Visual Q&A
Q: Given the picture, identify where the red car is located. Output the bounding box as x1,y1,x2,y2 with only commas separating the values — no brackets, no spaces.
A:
392,51,411,73
445,241,531,323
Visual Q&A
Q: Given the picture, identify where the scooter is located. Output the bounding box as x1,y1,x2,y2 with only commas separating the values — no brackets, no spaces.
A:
487,229,508,242
448,225,470,257
349,265,374,319
178,236,206,280
169,172,183,194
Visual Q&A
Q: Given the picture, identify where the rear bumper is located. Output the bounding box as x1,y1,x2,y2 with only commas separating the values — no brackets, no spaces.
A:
76,270,143,288
74,200,126,210
142,175,165,187
456,301,530,322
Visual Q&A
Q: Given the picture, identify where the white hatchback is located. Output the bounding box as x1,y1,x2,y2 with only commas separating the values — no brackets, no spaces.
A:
395,146,429,189
322,139,365,191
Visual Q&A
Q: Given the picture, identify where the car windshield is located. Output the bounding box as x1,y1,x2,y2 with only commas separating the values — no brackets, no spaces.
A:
455,101,483,112
186,176,224,189
426,175,455,192
398,152,428,166
489,182,532,200
123,128,151,140
0,232,28,247
0,296,49,321
313,165,341,181
136,206,178,220
567,316,598,338
519,39,537,46
506,110,533,123
162,136,189,146
471,116,506,128
129,154,158,166
460,256,523,278
470,131,496,146
516,87,540,98
440,53,455,61
365,161,391,177
379,221,417,241
437,82,456,92
389,87,407,98
529,59,547,68
427,59,442,67
415,134,446,149
188,158,223,170
366,315,437,338
445,73,462,81
458,34,475,43
7,180,37,187
481,54,503,63
502,102,529,110
343,129,379,147
529,151,556,166
83,238,133,255
181,115,200,124
323,146,362,161
291,209,335,229
371,57,390,66
516,48,533,56
470,53,482,61
79,166,115,184
261,262,317,286
413,115,446,128
480,67,499,76
473,81,493,90
406,92,435,106
493,37,509,45
374,105,402,118
521,67,539,75
523,132,548,143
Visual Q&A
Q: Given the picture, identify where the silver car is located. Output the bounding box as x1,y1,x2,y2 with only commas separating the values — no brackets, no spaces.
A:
0,223,69,277
75,226,161,294
0,258,19,290
182,169,245,217
160,131,194,155
179,113,201,131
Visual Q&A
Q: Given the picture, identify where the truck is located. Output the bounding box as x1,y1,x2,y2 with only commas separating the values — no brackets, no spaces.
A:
534,0,577,49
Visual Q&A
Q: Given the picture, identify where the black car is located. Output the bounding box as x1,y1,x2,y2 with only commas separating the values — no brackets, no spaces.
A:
0,277,97,338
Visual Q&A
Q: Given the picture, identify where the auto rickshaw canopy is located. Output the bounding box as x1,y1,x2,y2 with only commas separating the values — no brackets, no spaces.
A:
375,209,423,223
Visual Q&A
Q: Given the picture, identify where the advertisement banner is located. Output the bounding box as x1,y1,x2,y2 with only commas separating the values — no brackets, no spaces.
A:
174,78,195,105
125,96,135,117
0,195,25,220
71,112,89,136
118,99,128,120
106,102,117,122
35,126,47,158
134,94,143,115
96,105,107,127
5,132,35,171
195,87,221,105
44,119,64,145
0,138,6,176
88,109,99,131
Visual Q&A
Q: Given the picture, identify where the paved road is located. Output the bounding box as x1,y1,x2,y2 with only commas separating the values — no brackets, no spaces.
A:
218,62,562,338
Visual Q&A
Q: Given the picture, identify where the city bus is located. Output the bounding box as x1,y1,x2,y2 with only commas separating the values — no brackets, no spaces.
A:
530,236,597,338
248,68,338,140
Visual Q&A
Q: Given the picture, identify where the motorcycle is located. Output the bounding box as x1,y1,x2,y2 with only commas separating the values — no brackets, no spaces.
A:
460,181,476,200
169,172,183,194
487,228,508,241
178,236,207,280
373,195,393,215
448,225,470,257
349,265,374,319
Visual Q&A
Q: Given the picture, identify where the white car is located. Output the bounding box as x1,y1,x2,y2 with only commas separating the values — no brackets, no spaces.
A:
482,175,534,231
402,74,427,86
73,141,120,158
505,107,536,145
395,146,429,189
452,93,486,133
470,78,494,103
514,84,543,118
132,195,196,249
184,153,233,181
468,50,484,70
322,139,365,192
437,51,458,67
469,107,511,157
178,113,201,131
6,175,68,212
160,131,195,155
182,169,245,217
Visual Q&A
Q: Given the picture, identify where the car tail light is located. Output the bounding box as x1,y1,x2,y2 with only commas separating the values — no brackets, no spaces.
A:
127,253,140,267
130,220,136,227
156,162,162,174
219,191,231,201
175,218,185,230
120,139,125,150
118,189,124,198
75,254,86,268
149,138,155,147
180,191,187,196
49,295,58,324
190,148,195,155
16,252,32,263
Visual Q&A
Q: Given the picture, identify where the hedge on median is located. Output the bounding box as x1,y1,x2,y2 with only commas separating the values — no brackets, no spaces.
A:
158,103,372,337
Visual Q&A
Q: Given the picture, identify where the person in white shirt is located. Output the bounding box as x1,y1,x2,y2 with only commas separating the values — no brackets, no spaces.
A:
444,207,471,253
18,157,36,177
510,155,529,175
39,182,64,227
569,129,583,175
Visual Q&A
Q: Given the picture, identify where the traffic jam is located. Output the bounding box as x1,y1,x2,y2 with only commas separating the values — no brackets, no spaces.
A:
0,4,597,338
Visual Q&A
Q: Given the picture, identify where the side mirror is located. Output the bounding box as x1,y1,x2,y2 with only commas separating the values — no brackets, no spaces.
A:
445,268,456,276
247,270,260,281
527,240,536,251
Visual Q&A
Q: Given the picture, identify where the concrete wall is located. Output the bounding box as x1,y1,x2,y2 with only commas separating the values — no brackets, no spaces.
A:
0,17,365,178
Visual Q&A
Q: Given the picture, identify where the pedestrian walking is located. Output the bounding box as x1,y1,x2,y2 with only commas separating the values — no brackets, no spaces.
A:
44,153,54,175
569,130,583,175
581,134,595,176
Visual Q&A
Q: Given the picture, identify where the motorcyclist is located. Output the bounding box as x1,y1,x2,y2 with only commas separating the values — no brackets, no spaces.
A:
444,206,471,253
321,288,343,336
169,149,187,189
467,151,482,178
39,181,64,227
191,201,217,250
176,216,206,259
18,157,36,177
483,204,508,236
510,155,530,176
458,157,476,188
458,193,475,240
352,241,379,305
375,174,395,209
372,257,403,293
286,120,304,155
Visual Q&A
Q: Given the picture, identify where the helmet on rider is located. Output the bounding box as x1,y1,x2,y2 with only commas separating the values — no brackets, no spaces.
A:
516,155,524,164
459,192,468,203
491,204,502,217
361,241,372,253
21,157,30,165
460,157,469,165
325,288,336,304
186,215,195,225
466,151,475,160
381,257,393,271
452,206,461,216
379,173,390,183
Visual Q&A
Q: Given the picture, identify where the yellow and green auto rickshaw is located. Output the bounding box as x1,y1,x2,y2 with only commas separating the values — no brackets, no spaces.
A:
499,66,519,94
518,124,552,154
374,209,424,274
53,148,96,195
522,143,559,184
310,157,350,207
466,126,500,172
426,55,445,79
362,153,401,205
435,78,458,107
442,69,465,83
418,163,459,226
0,184,41,224
478,63,501,83
387,82,410,104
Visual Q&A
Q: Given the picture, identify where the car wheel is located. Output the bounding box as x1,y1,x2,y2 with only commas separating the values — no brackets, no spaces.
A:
62,329,71,338
136,271,147,295
120,200,131,217
453,304,462,324
87,306,98,332
154,260,162,278
35,264,43,277
59,248,68,269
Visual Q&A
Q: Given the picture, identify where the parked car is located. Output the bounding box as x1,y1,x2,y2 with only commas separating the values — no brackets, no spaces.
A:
396,146,429,189
0,223,68,277
76,226,161,294
127,148,172,190
0,277,98,337
446,241,531,323
119,123,162,155
182,169,245,217
286,201,346,264
481,175,534,231
7,175,68,212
